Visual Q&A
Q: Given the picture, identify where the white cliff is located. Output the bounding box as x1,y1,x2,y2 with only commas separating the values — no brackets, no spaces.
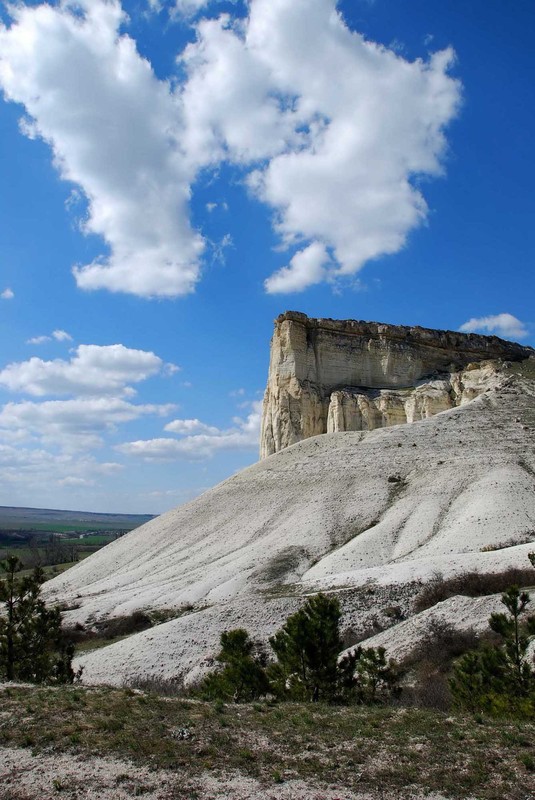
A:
260,311,533,458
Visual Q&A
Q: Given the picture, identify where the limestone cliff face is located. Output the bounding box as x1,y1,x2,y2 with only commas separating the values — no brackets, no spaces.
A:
260,311,533,458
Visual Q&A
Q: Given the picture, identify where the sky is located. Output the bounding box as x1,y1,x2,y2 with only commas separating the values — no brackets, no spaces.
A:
0,0,534,514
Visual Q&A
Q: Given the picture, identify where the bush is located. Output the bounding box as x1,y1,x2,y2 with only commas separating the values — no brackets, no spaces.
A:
96,611,152,639
63,610,153,648
402,621,495,711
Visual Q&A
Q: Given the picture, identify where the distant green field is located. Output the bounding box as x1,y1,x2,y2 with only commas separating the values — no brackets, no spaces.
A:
0,505,154,534
0,505,154,573
61,535,117,546
0,521,138,533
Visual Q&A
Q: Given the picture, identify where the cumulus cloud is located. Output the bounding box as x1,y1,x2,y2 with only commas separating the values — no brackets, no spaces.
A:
459,313,529,341
0,397,175,450
182,0,461,290
0,344,167,396
265,242,330,293
119,400,262,460
27,335,51,345
0,0,460,298
0,0,203,298
1,288,14,299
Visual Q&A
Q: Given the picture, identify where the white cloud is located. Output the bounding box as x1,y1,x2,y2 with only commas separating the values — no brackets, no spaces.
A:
119,400,262,460
265,242,330,293
163,362,181,375
27,329,73,345
1,288,14,299
0,442,122,489
58,476,93,487
171,0,237,19
0,0,203,298
164,418,220,435
27,335,51,345
205,201,229,213
0,344,166,396
0,0,460,298
53,329,73,342
0,397,175,450
173,0,210,15
459,313,529,341
182,0,461,290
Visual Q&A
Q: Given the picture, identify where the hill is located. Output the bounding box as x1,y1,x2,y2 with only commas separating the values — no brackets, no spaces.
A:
44,357,535,685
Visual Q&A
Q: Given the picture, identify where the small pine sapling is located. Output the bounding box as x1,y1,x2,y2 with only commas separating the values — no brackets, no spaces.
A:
450,579,535,716
200,628,269,702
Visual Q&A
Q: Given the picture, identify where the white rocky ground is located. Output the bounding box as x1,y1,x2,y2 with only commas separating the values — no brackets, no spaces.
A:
0,747,464,800
44,366,535,685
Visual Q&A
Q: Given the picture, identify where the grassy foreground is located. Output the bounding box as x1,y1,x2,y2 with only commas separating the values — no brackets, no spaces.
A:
0,684,534,799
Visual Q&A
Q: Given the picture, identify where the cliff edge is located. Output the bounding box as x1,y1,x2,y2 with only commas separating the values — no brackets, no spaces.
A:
260,311,533,458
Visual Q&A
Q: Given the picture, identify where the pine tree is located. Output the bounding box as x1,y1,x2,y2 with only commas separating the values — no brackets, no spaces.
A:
200,628,269,702
339,645,402,704
450,584,535,716
269,593,402,704
269,593,344,702
0,556,75,683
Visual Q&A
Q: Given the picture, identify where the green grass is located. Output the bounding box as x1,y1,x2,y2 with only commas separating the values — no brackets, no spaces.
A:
0,521,142,533
60,535,116,546
0,684,533,799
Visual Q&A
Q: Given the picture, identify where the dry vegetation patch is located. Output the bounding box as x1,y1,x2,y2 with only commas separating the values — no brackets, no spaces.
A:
413,568,535,614
0,684,533,799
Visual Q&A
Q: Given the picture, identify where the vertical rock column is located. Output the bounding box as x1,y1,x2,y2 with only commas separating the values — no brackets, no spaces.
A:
260,313,326,458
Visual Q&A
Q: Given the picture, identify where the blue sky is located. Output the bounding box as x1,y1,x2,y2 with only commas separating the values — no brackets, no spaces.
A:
0,0,533,513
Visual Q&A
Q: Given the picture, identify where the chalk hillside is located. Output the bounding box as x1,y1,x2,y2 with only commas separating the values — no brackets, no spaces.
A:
43,355,535,686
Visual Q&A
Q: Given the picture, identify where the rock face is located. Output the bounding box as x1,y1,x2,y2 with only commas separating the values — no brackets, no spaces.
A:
260,311,533,458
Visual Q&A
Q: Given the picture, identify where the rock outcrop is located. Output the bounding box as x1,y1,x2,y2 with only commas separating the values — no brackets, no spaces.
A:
260,311,533,458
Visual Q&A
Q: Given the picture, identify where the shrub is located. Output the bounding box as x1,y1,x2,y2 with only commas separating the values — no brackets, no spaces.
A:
96,611,153,639
127,675,185,697
402,621,495,711
63,610,153,649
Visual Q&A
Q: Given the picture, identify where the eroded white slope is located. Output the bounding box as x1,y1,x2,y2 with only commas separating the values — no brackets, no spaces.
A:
44,374,535,684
